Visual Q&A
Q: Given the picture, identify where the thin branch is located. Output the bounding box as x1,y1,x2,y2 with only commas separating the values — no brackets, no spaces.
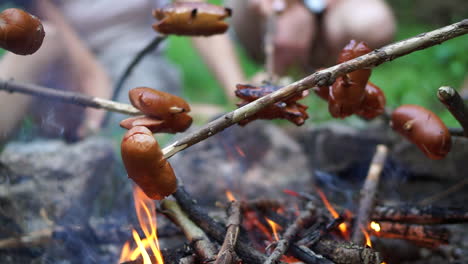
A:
0,79,141,116
437,86,468,136
264,202,317,264
103,34,167,127
214,201,242,264
161,199,217,262
113,35,167,102
352,145,388,244
161,19,468,159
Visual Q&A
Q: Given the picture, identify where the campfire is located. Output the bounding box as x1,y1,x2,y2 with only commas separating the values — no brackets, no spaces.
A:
0,2,468,264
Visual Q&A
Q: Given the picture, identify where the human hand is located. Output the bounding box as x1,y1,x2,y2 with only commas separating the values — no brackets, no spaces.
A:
250,0,315,76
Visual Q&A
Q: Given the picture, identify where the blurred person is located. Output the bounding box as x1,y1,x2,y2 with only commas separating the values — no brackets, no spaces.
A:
227,0,396,75
0,0,245,143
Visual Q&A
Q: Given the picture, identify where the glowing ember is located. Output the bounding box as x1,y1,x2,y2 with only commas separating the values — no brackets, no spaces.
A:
360,226,372,247
225,190,237,201
316,189,349,239
370,221,381,232
118,186,164,264
265,218,282,241
234,145,246,158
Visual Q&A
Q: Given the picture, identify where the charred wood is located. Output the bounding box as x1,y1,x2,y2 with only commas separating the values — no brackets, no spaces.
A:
372,205,468,225
214,201,242,264
370,221,449,248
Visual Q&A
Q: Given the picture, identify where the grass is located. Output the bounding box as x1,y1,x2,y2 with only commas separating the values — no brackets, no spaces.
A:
164,21,468,126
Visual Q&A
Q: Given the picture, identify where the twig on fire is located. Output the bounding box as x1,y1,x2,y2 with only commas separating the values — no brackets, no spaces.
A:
370,221,449,248
161,19,468,160
264,202,317,264
160,199,217,262
312,239,382,264
172,186,271,264
437,86,468,137
0,79,141,116
352,145,388,245
214,201,242,264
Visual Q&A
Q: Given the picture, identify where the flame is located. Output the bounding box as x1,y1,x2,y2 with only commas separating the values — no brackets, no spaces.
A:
370,221,381,233
118,186,164,264
317,189,349,239
360,226,372,247
234,145,246,158
265,218,282,241
225,190,237,201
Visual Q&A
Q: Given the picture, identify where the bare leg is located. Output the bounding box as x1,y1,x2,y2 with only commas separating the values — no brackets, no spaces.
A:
322,0,395,63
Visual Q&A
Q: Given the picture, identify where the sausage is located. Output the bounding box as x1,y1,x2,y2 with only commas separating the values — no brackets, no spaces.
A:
356,82,386,120
121,126,177,200
120,114,192,134
328,40,372,118
391,105,451,160
0,8,45,55
152,2,231,36
129,87,191,120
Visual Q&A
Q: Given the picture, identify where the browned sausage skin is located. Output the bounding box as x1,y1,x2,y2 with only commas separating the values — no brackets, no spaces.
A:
391,105,451,160
121,126,177,200
129,87,191,120
153,2,231,36
0,8,45,55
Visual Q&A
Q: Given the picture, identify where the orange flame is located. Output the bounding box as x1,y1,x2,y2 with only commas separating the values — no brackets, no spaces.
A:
118,186,164,264
265,218,282,241
360,226,372,247
370,221,381,233
225,190,237,202
316,189,349,239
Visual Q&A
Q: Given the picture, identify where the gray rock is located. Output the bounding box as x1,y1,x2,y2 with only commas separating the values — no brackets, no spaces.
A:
0,137,116,231
171,122,313,203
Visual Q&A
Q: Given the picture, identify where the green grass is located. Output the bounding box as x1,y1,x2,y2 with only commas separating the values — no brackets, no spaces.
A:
164,21,468,126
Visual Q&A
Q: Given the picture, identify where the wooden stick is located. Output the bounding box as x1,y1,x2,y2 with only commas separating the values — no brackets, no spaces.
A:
418,178,468,206
0,79,141,116
113,35,167,102
312,239,382,264
370,221,449,248
352,145,388,244
372,204,468,225
438,86,468,136
264,202,317,264
161,19,468,159
160,199,217,263
214,201,242,264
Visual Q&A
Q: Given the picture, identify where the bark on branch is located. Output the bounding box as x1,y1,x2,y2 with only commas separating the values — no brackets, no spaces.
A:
0,79,141,116
161,19,468,159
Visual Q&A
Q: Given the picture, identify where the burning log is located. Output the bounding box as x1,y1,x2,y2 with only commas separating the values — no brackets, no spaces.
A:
372,205,468,225
214,201,242,264
437,86,468,137
369,221,449,248
312,239,382,264
352,145,388,244
173,186,269,264
264,202,317,264
120,250,195,264
160,199,217,262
